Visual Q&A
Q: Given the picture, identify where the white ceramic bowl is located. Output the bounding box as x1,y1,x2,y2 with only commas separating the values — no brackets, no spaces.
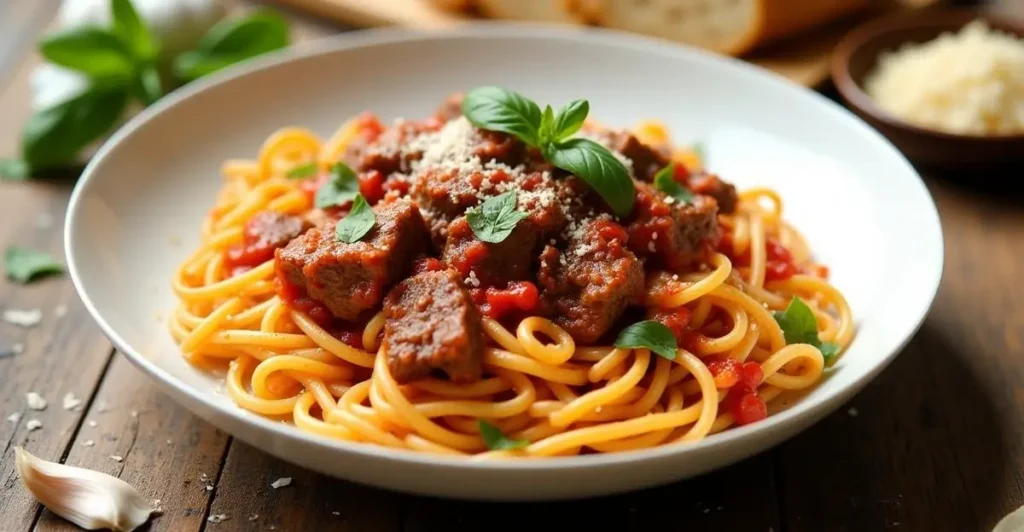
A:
66,23,943,501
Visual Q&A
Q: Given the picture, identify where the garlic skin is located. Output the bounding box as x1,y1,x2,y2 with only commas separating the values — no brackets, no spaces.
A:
15,447,155,532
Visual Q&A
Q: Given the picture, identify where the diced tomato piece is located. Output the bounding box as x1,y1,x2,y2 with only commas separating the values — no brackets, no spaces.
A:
300,173,329,204
224,242,275,270
805,264,830,279
383,177,410,196
336,329,364,350
412,257,444,274
739,361,763,390
672,162,691,183
359,170,386,204
731,393,768,426
706,358,741,389
594,220,629,243
449,240,488,277
764,260,797,282
765,238,792,262
481,281,539,320
355,111,384,143
648,306,692,344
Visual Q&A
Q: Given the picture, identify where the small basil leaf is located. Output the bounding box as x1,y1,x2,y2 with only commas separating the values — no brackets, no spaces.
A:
137,64,163,105
545,138,634,217
0,159,30,181
285,162,318,179
614,320,677,360
466,190,529,244
335,194,375,243
39,28,134,79
551,99,589,141
22,86,129,169
172,51,237,82
538,104,556,144
111,0,159,61
819,342,841,366
314,162,359,208
478,420,528,451
198,9,289,56
461,86,542,147
653,163,695,205
4,247,64,283
774,297,842,366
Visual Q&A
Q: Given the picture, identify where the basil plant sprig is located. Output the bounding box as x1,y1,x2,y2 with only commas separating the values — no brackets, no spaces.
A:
0,0,290,180
461,86,635,217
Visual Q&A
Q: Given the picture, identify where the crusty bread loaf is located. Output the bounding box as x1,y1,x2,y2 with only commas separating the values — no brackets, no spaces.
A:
571,0,872,55
426,0,873,56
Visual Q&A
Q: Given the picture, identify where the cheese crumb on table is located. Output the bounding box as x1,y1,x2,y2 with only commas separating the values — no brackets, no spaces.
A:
864,20,1024,136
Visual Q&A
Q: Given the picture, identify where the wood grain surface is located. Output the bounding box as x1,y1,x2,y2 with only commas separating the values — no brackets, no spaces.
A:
1,1,1019,531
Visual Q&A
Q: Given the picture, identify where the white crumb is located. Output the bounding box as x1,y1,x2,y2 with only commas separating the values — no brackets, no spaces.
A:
82,440,95,447
26,419,42,431
110,455,123,462
130,410,138,417
62,392,82,411
53,305,67,318
87,419,98,427
848,407,859,417
96,400,109,413
271,477,292,489
152,499,163,515
0,343,23,358
4,308,42,327
7,412,21,423
26,392,47,410
207,514,229,523
249,514,259,522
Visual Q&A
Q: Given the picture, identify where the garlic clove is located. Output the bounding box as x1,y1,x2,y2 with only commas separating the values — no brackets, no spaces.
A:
15,447,155,532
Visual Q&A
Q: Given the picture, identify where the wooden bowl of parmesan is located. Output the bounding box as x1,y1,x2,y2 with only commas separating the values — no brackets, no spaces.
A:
832,8,1024,170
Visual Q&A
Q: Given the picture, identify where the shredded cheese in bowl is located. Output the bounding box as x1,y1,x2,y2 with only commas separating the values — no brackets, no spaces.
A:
863,20,1024,136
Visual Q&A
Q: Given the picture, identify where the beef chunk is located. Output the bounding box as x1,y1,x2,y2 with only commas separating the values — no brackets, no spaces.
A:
383,269,484,383
244,211,310,250
538,219,645,344
345,119,437,176
627,180,719,272
442,216,537,287
690,173,738,214
275,199,430,321
587,129,671,182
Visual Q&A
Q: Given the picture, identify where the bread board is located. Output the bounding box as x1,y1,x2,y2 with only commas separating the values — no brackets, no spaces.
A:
268,0,939,87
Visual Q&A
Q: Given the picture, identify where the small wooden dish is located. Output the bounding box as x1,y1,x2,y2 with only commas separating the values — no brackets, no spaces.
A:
831,8,1024,171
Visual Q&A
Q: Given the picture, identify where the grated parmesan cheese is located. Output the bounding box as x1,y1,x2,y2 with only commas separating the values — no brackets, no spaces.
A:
864,20,1024,135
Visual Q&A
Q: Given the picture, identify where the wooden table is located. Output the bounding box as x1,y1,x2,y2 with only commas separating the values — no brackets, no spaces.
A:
1,2,1019,531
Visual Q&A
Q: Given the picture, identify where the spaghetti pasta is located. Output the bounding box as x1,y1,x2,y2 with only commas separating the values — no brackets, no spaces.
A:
170,92,853,458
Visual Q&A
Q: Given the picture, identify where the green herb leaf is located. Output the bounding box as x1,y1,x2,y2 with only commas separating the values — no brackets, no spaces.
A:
615,320,678,360
466,190,530,244
545,138,634,217
653,163,695,205
286,162,318,179
315,162,359,209
461,86,542,147
538,105,556,145
773,297,842,365
137,64,163,105
22,86,129,169
39,27,134,79
4,247,64,283
174,10,289,82
0,159,30,181
335,194,375,244
478,420,528,451
550,99,588,142
111,0,158,61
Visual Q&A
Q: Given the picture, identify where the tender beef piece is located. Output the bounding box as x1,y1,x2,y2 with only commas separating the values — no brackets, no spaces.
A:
588,129,671,182
626,180,719,272
412,166,483,248
275,199,430,321
474,129,526,166
442,216,537,287
345,119,437,176
690,172,738,214
383,269,485,383
537,220,645,344
244,211,310,249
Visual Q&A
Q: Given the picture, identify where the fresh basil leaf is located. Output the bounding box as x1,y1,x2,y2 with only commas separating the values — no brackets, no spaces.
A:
22,86,129,169
315,162,360,209
653,163,695,205
137,64,163,105
111,0,158,61
774,297,842,365
172,51,237,82
538,105,555,145
335,194,375,243
39,27,134,79
461,86,543,147
173,10,289,82
4,247,64,283
545,138,634,217
551,99,588,141
286,162,318,179
0,159,29,181
466,190,529,244
614,320,677,360
478,420,528,451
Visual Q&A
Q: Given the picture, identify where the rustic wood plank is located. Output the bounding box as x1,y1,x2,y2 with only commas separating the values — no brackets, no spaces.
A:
402,455,779,532
777,177,1024,532
205,441,404,531
35,354,231,532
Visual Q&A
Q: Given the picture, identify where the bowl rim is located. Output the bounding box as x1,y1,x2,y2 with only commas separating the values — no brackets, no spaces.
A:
65,21,944,472
832,7,1024,142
